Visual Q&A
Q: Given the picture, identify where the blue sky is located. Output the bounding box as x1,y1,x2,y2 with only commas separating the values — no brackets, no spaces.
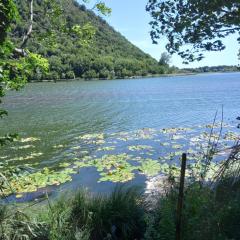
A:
84,0,239,68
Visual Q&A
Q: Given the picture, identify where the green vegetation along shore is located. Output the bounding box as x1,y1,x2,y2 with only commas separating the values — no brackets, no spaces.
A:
29,72,195,82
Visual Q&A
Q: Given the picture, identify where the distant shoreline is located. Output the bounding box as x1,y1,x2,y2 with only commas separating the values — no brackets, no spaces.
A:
29,72,197,83
29,71,240,83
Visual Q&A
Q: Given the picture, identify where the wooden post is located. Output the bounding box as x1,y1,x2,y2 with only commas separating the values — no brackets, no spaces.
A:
176,153,187,240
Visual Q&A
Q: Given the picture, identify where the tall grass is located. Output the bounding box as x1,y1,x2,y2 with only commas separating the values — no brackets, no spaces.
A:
69,186,145,240
2,185,145,240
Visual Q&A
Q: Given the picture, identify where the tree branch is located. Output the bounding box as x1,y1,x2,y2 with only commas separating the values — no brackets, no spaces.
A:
213,27,240,33
13,0,33,57
14,47,27,57
21,0,34,48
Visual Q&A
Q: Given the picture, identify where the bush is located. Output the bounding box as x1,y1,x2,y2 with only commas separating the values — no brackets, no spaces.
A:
65,71,75,79
144,180,240,240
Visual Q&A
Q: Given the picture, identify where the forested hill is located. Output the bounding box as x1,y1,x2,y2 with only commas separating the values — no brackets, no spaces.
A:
14,0,169,80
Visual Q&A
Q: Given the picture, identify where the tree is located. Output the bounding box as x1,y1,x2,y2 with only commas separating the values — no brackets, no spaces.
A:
0,0,48,145
0,0,17,43
146,0,240,63
0,0,110,145
159,52,171,66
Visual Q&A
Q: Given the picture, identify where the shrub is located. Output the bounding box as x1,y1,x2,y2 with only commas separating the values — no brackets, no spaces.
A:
144,180,240,240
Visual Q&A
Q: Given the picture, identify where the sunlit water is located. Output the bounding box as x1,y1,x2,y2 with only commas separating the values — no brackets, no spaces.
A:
1,72,240,201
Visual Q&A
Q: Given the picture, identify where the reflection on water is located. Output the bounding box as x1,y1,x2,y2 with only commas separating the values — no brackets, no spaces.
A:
1,72,240,201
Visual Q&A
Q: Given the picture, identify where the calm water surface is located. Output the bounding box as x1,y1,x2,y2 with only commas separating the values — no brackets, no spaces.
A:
1,72,240,200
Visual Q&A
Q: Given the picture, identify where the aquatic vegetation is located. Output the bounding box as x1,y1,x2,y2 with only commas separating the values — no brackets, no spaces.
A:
93,154,130,171
161,127,192,134
186,161,220,181
75,133,104,140
146,152,154,156
74,133,106,145
79,150,89,155
173,151,184,156
162,164,181,177
187,148,199,155
63,152,76,157
116,136,129,142
160,142,170,146
94,139,105,145
1,123,239,198
82,156,93,161
99,166,135,182
128,145,153,151
59,162,71,168
172,144,183,149
71,146,81,150
97,146,115,151
74,161,92,168
190,136,201,142
72,155,93,169
53,144,65,149
9,152,43,161
1,167,76,198
164,152,179,160
10,145,35,150
135,128,157,139
205,122,230,129
112,128,157,142
224,131,239,141
135,156,144,161
91,154,136,182
139,159,161,176
19,137,40,143
171,134,185,140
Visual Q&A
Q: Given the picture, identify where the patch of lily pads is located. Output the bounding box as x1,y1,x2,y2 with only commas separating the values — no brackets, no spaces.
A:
1,167,76,198
1,122,239,199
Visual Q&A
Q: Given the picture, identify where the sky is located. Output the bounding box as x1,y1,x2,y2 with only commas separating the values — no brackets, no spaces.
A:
83,0,239,68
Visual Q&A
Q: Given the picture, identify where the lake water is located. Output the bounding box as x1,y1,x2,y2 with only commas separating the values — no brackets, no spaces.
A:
1,72,240,201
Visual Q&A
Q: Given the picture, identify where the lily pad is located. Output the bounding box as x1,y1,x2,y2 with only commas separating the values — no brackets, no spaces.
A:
128,145,153,151
19,137,40,143
139,159,161,176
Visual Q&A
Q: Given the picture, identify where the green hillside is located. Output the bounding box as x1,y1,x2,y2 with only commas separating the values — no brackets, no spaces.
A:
13,0,168,80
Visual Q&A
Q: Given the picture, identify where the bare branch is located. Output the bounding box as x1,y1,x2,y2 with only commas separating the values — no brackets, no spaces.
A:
21,0,34,49
213,27,240,33
14,47,27,57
